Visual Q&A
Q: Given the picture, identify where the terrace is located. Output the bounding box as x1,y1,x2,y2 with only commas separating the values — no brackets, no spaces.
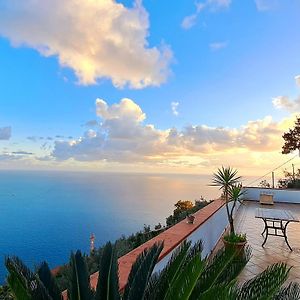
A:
236,200,300,284
62,187,300,299
115,186,300,286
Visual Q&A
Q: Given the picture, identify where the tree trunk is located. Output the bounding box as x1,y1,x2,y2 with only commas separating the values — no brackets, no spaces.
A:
229,217,234,235
225,187,235,235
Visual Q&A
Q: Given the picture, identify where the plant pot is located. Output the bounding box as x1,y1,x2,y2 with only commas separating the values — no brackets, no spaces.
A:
223,237,247,254
186,215,195,224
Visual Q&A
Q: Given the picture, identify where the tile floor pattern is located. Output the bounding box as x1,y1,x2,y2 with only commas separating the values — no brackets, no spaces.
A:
236,201,300,284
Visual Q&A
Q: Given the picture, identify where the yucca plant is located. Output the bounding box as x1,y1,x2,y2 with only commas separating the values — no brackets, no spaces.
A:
212,167,242,236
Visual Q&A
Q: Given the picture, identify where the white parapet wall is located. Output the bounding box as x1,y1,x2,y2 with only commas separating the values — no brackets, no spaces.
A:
153,201,240,273
243,187,300,204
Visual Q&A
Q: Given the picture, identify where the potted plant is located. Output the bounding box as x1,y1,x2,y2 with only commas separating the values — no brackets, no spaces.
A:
212,167,247,251
186,213,195,224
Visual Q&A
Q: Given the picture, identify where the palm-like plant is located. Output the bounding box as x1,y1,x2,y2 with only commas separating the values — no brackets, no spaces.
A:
212,166,242,235
5,240,300,300
5,256,56,300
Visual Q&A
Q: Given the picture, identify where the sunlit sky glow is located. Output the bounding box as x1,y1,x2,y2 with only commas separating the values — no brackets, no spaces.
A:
0,0,300,176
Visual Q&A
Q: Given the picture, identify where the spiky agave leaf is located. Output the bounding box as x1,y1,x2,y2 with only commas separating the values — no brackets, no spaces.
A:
143,272,160,300
68,251,93,300
94,242,120,300
211,166,241,190
123,242,163,300
144,240,191,300
5,256,32,300
191,245,251,297
5,256,53,300
37,261,62,300
273,282,300,300
195,282,237,300
163,251,205,300
183,241,203,267
228,184,246,205
236,263,290,300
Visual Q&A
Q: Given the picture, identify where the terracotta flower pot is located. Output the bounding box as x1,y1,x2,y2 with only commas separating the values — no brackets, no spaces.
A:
223,237,247,254
186,215,195,224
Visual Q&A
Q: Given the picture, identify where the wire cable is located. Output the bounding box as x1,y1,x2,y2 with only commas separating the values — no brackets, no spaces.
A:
246,154,299,187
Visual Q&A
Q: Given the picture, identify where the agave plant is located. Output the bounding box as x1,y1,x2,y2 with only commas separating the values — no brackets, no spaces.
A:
212,166,242,235
5,256,58,300
5,240,300,300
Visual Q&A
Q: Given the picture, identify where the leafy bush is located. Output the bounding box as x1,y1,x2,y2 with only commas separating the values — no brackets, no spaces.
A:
166,199,211,227
223,233,247,243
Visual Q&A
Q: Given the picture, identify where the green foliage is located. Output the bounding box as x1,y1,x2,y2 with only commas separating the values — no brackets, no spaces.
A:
5,257,32,300
223,233,247,243
278,168,300,189
211,166,241,192
236,263,291,300
174,200,194,214
166,199,210,227
94,242,120,300
4,240,300,300
274,282,300,300
0,285,14,300
5,256,52,300
52,200,209,291
123,242,163,300
68,251,93,300
191,245,251,297
37,262,62,300
144,240,192,300
259,180,270,188
212,166,242,235
282,116,300,154
54,225,163,291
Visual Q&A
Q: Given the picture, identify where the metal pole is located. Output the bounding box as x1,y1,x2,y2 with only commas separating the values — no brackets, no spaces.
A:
272,172,275,188
292,164,295,182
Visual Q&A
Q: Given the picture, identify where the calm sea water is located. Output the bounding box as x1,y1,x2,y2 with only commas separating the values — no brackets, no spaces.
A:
0,170,219,282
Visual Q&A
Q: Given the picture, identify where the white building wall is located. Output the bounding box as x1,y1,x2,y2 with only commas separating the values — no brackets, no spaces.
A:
243,187,300,204
153,201,240,273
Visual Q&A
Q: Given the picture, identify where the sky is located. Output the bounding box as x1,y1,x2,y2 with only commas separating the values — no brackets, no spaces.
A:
0,0,300,177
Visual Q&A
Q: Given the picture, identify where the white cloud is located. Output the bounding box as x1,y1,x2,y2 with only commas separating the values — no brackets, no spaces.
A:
171,102,179,116
0,126,11,140
255,0,278,11
0,0,172,89
181,0,231,30
272,96,300,113
209,41,228,51
181,14,199,30
295,75,300,87
51,98,292,165
0,154,22,161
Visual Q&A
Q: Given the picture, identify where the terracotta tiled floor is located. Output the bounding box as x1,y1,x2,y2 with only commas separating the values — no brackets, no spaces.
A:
236,201,300,284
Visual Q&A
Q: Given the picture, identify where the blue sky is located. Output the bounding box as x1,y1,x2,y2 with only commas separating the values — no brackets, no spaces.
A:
0,0,299,173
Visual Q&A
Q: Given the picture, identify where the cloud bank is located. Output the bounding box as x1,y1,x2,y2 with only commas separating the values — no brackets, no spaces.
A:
0,0,172,89
272,96,300,113
51,98,292,166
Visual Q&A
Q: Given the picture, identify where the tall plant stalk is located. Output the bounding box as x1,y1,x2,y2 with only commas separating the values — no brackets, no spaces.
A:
212,166,241,235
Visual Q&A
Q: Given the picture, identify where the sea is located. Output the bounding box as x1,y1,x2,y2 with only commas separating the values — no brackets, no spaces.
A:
0,170,219,283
